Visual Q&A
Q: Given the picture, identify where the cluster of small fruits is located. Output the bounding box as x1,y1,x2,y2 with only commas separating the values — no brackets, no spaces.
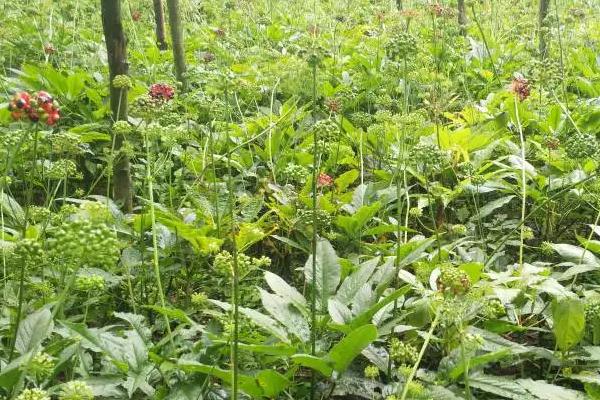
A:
8,91,60,125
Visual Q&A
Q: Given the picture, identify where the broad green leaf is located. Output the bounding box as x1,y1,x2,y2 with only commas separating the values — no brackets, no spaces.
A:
336,202,381,238
459,262,484,283
256,370,290,398
264,271,308,315
551,243,600,267
518,379,588,399
469,374,535,400
335,257,379,305
326,324,377,373
259,289,310,342
304,238,341,312
210,299,290,343
552,298,585,351
449,349,512,380
349,286,410,330
144,305,193,325
473,196,515,220
15,308,53,355
177,361,263,397
335,169,359,192
291,354,334,377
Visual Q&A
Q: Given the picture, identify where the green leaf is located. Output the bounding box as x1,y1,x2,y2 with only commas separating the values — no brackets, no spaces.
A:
291,354,334,377
258,289,310,342
256,370,290,398
210,299,290,343
518,379,588,399
15,308,53,355
469,374,535,400
349,286,410,330
177,361,263,397
304,238,341,312
264,271,308,315
473,196,515,220
144,305,193,325
335,169,359,192
336,202,381,238
551,243,600,266
449,349,512,380
326,324,377,373
552,298,586,352
335,258,379,305
459,262,484,283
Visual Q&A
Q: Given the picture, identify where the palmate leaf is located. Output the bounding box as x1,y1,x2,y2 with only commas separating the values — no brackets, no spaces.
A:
335,202,381,238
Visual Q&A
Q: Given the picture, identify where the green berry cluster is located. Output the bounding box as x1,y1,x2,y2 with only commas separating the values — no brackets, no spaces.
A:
564,132,598,160
213,251,271,279
112,75,132,89
296,208,333,230
409,207,423,218
585,299,600,326
59,380,94,400
481,299,506,319
112,120,133,135
282,164,309,184
364,364,379,379
540,241,554,256
191,291,208,307
15,389,50,400
75,275,105,293
350,111,372,130
26,352,54,380
27,206,51,223
47,220,119,270
450,224,468,236
410,142,449,173
11,239,44,268
386,31,418,60
390,338,418,365
51,132,84,155
313,119,339,142
413,261,436,283
437,264,470,295
46,159,82,180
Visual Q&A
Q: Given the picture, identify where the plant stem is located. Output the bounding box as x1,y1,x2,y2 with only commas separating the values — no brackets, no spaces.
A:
144,132,173,345
399,307,441,400
514,96,527,272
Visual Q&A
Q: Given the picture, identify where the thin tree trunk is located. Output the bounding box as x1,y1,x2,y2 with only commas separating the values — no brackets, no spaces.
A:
166,0,187,90
396,0,403,11
458,0,467,36
539,0,551,57
101,0,133,212
153,0,168,50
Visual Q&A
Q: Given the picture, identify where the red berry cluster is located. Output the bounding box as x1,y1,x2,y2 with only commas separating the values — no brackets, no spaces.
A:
317,172,334,187
149,83,175,102
511,77,531,101
8,91,60,125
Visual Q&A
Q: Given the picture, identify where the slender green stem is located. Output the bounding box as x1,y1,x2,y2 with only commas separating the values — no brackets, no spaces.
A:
470,4,500,83
310,58,318,400
514,96,527,272
399,307,441,400
144,131,173,344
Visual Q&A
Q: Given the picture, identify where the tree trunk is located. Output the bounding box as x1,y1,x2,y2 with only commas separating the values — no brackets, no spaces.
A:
538,0,551,57
101,0,133,212
458,0,467,36
153,0,168,50
166,0,187,90
396,0,403,11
